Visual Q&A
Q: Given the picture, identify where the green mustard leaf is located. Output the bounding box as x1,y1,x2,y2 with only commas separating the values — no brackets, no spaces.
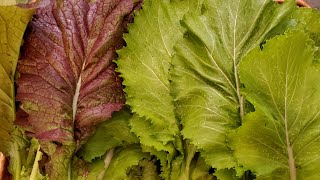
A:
103,146,148,180
80,109,139,162
126,159,161,180
169,142,196,180
129,114,177,156
85,158,105,180
0,0,45,6
0,5,34,179
190,155,214,180
0,0,26,6
140,145,172,179
21,139,48,180
171,0,295,170
117,0,203,156
232,31,320,179
0,4,34,155
290,8,320,62
214,169,239,180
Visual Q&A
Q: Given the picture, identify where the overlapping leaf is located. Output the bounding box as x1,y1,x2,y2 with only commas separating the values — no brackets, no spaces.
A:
170,0,296,169
118,0,203,131
0,4,33,156
232,31,320,179
16,0,139,178
290,8,320,61
103,146,148,180
80,108,139,162
117,0,203,177
0,5,34,179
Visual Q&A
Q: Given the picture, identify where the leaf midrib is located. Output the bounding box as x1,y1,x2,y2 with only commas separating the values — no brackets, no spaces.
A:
232,0,243,120
283,43,296,180
230,0,297,178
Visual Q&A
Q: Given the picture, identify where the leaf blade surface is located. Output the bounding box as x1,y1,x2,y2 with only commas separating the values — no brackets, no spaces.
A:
233,31,320,179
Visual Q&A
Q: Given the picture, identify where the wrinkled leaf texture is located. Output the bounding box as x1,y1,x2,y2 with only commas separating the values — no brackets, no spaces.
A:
16,0,139,178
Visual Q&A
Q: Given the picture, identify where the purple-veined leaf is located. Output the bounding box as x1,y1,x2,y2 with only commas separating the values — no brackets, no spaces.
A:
16,0,140,178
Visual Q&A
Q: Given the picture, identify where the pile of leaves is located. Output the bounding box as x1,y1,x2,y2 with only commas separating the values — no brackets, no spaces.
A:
1,0,320,179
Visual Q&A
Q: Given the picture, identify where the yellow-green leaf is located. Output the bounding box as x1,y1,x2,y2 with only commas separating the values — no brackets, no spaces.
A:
0,5,34,179
233,31,320,179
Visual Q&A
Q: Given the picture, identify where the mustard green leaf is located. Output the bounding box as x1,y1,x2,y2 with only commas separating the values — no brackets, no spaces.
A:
0,5,34,155
140,145,173,179
0,0,28,6
0,0,49,6
80,108,139,162
103,146,148,180
290,8,320,62
129,114,177,157
15,0,140,178
126,159,161,180
232,31,320,179
214,169,239,180
0,5,34,179
117,0,203,157
171,0,295,170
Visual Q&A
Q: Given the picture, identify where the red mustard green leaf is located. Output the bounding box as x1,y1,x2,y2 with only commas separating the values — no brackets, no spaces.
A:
16,0,139,178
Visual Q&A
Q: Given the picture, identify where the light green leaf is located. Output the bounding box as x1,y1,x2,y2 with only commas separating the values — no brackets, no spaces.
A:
232,31,320,179
171,0,295,169
21,139,48,180
85,158,105,180
0,0,27,6
290,8,320,62
103,146,148,180
140,145,172,179
80,109,139,162
214,169,239,180
129,114,177,156
169,143,196,180
190,155,214,180
0,5,34,179
117,0,203,155
127,159,161,180
0,5,34,154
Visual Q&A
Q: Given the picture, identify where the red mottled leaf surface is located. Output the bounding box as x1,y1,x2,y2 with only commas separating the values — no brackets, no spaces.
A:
16,0,139,178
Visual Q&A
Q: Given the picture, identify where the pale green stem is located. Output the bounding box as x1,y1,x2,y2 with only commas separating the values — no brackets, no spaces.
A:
98,149,114,180
68,161,72,180
29,145,42,180
12,142,21,180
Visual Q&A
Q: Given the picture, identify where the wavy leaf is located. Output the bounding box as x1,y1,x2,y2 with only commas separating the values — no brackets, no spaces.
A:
117,0,203,152
16,0,139,178
232,31,320,179
171,0,295,170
